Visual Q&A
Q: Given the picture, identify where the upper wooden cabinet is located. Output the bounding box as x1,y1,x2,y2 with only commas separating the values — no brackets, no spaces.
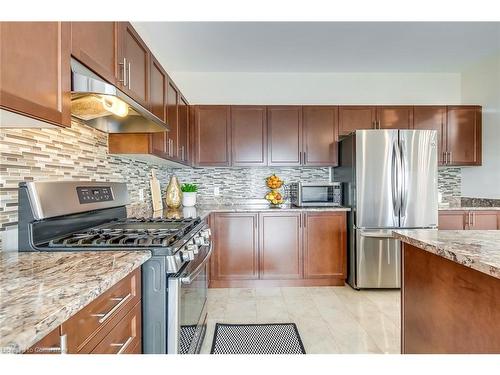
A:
0,22,71,127
117,23,149,107
303,106,338,166
194,106,231,166
211,213,259,281
413,106,447,165
70,22,117,84
231,106,268,166
376,106,413,129
149,56,167,123
165,81,180,160
259,212,302,280
304,212,347,279
268,106,303,166
178,96,190,164
338,106,376,136
446,106,482,166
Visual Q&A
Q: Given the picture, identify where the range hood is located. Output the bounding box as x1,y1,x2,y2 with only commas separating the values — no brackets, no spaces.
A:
71,59,170,133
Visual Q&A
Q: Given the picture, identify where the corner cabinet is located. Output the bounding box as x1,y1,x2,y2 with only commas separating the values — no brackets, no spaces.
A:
209,211,347,287
0,22,71,127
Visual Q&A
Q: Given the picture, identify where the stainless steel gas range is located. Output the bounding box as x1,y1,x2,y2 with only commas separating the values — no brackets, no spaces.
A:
18,181,212,354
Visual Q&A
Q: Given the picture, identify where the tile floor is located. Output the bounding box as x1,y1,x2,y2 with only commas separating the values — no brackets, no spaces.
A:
201,286,400,354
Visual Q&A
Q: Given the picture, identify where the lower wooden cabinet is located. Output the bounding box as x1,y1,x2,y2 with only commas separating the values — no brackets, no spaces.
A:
211,212,259,280
304,212,347,278
210,211,347,287
27,269,142,354
260,212,302,279
439,210,499,230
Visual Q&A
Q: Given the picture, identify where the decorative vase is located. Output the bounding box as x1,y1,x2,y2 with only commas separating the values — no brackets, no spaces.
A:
182,192,197,207
165,175,182,208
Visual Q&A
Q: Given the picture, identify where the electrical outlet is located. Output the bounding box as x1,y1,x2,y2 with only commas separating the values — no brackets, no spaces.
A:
213,187,220,196
138,188,145,201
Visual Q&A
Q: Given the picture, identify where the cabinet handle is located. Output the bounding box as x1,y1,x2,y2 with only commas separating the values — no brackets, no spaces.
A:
128,62,131,90
91,293,131,323
304,151,307,164
111,336,134,354
471,212,475,227
299,151,302,165
118,58,127,87
34,334,67,354
448,151,452,164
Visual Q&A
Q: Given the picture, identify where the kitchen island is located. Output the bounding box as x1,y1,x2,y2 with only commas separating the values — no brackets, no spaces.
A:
393,229,500,354
0,250,151,354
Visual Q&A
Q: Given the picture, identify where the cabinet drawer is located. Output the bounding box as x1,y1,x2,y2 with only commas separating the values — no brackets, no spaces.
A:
61,268,141,353
91,301,141,354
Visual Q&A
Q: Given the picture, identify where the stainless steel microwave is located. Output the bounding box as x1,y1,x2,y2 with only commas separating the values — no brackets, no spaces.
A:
289,182,342,207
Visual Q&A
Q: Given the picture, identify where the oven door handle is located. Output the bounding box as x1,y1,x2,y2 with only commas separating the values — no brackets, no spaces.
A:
180,243,213,285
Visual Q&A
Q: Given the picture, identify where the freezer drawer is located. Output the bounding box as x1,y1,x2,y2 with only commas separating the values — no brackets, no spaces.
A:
355,229,401,288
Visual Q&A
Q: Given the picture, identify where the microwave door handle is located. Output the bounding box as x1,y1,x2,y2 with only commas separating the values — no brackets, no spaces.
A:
180,244,213,284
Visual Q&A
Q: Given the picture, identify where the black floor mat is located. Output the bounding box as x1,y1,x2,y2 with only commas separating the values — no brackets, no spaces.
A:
210,323,306,354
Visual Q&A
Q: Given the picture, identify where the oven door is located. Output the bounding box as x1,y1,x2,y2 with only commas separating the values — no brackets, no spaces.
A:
167,243,212,354
300,185,337,206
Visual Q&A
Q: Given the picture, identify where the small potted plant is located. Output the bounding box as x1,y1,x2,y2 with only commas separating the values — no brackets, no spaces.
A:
181,183,198,207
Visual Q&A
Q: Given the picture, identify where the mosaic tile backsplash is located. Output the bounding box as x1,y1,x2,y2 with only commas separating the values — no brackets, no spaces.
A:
0,119,463,250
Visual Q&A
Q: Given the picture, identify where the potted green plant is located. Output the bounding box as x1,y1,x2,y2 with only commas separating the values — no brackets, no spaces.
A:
181,183,198,207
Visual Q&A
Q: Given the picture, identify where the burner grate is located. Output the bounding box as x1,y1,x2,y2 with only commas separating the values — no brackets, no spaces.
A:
46,217,202,249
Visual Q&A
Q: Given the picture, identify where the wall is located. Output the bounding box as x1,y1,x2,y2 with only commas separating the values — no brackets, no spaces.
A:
166,167,330,204
170,71,461,105
460,53,500,199
0,120,160,250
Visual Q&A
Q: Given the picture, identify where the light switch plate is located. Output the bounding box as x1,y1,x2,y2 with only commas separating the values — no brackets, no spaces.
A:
214,187,220,196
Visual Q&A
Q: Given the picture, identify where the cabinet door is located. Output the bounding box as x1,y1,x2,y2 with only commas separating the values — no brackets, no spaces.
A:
268,106,302,166
231,106,267,166
70,22,117,84
194,106,231,166
166,80,179,160
178,96,189,164
413,106,446,165
0,22,70,127
338,106,376,136
212,213,259,280
118,22,149,107
377,106,413,129
469,211,498,230
438,211,466,230
259,212,302,279
149,56,167,123
446,106,482,166
304,212,347,279
303,106,338,166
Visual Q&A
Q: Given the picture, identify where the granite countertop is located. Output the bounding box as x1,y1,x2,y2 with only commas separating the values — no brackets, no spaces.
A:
439,206,500,211
393,229,500,279
0,250,151,354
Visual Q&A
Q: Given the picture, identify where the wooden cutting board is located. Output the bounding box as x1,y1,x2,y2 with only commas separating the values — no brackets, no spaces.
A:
150,169,162,211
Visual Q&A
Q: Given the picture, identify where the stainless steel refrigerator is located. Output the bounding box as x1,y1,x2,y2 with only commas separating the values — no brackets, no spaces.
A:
334,130,438,289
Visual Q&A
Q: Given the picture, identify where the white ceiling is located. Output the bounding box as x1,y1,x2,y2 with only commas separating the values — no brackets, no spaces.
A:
133,22,500,73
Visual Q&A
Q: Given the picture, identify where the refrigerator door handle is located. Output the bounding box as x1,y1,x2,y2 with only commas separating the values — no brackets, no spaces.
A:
399,139,408,217
392,141,402,216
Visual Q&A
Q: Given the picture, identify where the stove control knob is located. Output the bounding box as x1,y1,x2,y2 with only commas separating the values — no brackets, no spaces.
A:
194,236,204,246
180,250,195,262
187,244,199,254
201,229,211,239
